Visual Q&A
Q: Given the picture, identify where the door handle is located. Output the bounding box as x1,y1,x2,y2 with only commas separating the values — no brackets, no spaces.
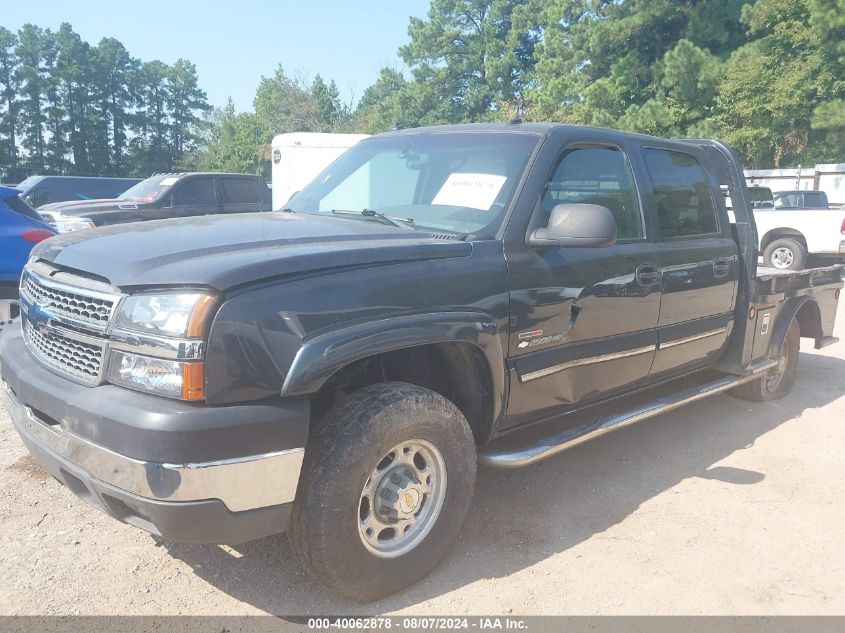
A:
636,264,661,287
713,258,731,278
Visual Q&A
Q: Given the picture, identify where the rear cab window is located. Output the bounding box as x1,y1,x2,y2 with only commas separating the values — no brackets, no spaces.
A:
802,191,827,208
221,178,260,204
642,148,719,238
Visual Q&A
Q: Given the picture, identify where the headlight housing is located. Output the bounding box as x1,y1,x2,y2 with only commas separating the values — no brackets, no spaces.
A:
53,215,96,233
114,292,216,338
106,350,205,400
109,291,216,400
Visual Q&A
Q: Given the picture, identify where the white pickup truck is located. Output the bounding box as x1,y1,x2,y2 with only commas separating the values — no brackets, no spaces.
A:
749,187,845,270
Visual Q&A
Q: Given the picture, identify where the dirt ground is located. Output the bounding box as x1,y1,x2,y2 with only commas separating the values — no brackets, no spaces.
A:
1,301,843,616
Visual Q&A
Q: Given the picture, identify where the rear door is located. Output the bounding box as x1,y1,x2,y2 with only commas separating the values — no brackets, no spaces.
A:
219,176,263,214
504,135,661,426
638,146,739,377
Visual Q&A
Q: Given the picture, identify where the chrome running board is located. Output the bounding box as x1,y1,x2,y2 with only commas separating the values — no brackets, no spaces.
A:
480,364,776,469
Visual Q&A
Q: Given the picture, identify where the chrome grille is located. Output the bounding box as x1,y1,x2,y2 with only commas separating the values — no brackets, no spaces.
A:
23,320,104,383
22,273,115,328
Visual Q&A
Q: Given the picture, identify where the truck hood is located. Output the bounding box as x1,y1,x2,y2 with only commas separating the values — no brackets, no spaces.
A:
38,198,145,218
33,212,471,290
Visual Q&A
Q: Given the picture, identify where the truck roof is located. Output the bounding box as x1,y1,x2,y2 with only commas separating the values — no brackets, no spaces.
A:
149,172,264,178
376,122,716,148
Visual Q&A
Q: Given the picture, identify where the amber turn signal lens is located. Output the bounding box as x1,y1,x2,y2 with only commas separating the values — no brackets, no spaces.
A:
182,362,205,401
749,306,757,320
186,294,217,338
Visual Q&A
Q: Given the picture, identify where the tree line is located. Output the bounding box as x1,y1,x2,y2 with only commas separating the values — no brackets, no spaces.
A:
3,0,845,182
0,23,209,181
349,0,845,169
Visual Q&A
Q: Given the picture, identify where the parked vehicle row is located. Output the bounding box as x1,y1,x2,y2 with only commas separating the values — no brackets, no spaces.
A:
1,123,841,601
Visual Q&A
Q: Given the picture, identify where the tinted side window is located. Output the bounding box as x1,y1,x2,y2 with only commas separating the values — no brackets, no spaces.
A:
802,192,825,207
24,187,49,208
172,178,216,206
544,146,643,240
643,148,718,238
775,193,801,208
221,178,259,204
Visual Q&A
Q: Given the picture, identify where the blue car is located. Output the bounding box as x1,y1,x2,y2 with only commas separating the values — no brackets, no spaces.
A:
0,186,56,335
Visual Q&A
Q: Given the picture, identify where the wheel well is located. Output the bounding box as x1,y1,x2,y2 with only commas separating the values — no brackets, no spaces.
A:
311,342,496,444
794,300,823,346
761,229,806,251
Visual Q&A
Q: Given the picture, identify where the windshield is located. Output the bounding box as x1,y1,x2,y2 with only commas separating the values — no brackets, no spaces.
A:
119,174,181,202
286,132,539,236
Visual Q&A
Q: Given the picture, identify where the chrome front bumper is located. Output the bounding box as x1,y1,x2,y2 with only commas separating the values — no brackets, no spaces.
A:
4,381,304,513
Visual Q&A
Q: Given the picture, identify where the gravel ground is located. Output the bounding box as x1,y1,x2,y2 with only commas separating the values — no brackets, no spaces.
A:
1,301,843,616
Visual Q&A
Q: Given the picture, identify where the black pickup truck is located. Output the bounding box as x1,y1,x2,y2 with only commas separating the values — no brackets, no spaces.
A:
37,172,270,233
1,124,842,601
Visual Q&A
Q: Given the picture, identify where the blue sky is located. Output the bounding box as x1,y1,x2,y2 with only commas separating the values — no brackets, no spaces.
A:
3,0,432,111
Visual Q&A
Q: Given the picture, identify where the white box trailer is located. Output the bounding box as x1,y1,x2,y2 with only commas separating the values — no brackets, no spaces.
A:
271,132,369,210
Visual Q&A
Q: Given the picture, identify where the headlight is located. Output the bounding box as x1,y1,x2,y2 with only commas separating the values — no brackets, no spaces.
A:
114,292,216,338
53,216,96,233
110,291,216,400
107,350,204,400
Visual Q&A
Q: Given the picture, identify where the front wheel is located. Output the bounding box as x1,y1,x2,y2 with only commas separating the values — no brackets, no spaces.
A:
288,382,477,601
731,319,800,402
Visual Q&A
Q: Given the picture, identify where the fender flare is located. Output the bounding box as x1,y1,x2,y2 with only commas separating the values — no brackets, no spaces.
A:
280,311,507,423
759,227,807,250
769,296,820,358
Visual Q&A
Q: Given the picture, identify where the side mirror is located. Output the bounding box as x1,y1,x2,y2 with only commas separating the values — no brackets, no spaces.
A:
528,203,617,248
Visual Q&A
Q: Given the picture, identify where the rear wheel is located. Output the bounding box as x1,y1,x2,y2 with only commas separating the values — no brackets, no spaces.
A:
288,381,476,601
0,287,20,337
763,238,807,270
731,319,800,402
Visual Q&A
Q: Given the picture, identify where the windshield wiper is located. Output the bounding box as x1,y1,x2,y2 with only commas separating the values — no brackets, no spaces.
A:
331,209,415,230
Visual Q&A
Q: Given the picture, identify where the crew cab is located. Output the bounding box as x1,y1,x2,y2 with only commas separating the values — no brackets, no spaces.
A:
1,124,842,602
38,172,271,233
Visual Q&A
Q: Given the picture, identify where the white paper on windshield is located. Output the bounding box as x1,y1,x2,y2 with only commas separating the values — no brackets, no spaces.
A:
432,173,507,211
160,177,179,186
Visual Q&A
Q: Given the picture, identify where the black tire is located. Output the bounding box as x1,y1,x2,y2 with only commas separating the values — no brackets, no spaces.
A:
763,238,807,270
288,381,477,601
731,319,800,402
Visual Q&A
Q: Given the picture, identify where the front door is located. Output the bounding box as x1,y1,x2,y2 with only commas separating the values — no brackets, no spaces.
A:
638,147,739,376
504,142,661,427
160,176,220,220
